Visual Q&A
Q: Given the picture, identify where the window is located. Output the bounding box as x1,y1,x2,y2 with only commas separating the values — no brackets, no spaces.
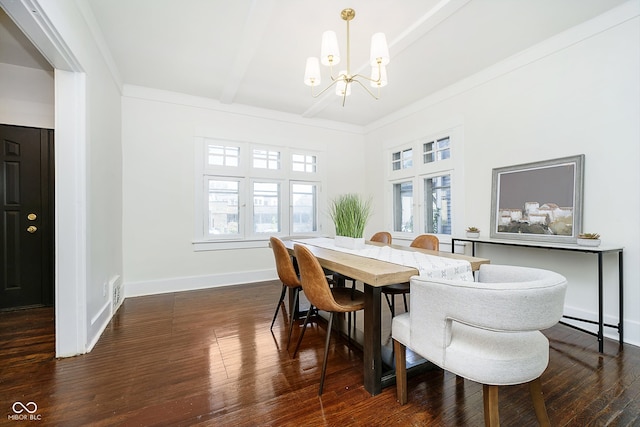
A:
253,149,280,170
423,137,450,164
207,179,240,236
292,154,317,173
195,138,324,248
253,181,280,233
291,182,318,233
208,144,239,167
424,175,451,234
393,181,413,232
392,148,412,171
389,131,458,238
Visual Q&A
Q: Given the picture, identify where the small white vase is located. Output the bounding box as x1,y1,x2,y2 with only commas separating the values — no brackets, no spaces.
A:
334,236,366,250
466,232,480,238
577,238,601,247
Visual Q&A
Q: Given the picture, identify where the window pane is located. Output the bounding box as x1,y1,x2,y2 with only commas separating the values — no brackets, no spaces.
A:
292,154,317,173
438,138,451,161
253,182,280,233
208,145,239,167
423,142,434,164
402,149,413,169
393,181,413,232
291,183,317,232
392,152,401,171
424,174,451,234
253,149,280,170
208,180,239,235
436,137,450,149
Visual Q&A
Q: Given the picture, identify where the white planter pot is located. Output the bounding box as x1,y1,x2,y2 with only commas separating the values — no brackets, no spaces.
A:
466,232,480,238
577,238,601,247
334,236,366,250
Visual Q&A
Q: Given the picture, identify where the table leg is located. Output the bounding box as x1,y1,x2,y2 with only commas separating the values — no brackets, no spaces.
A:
619,251,624,346
598,252,604,353
363,284,382,395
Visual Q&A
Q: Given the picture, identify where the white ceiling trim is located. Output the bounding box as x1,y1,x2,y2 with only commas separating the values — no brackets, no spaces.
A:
123,84,365,135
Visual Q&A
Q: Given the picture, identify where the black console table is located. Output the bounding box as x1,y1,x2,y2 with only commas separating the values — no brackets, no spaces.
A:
451,237,624,353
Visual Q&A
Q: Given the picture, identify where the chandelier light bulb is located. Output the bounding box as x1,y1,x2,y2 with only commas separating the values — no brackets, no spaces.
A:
370,33,390,66
304,57,321,86
320,31,340,66
370,64,388,88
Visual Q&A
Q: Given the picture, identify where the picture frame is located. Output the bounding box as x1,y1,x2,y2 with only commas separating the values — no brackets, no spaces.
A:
490,155,584,243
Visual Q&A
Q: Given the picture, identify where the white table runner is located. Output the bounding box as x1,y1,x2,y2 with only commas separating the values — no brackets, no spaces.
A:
293,237,473,281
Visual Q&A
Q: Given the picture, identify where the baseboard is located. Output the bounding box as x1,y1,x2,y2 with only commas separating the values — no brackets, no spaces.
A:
86,299,112,352
124,269,278,298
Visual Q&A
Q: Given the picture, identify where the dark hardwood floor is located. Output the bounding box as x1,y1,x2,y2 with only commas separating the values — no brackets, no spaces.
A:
1,280,638,426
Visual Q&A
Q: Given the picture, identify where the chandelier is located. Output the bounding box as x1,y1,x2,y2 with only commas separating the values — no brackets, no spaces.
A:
303,8,390,106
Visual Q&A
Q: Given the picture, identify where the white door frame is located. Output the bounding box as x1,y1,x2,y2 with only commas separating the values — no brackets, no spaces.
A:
1,0,88,356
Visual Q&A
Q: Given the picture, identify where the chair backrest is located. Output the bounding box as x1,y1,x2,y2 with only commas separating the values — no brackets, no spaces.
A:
410,234,439,251
370,231,392,244
294,244,349,313
270,237,301,288
405,264,567,365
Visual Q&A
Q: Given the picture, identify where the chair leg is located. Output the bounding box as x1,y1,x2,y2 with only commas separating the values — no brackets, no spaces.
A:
318,312,334,396
483,384,500,427
286,287,300,349
529,377,551,427
402,294,408,313
350,281,356,337
270,284,287,330
394,339,407,405
384,293,395,317
292,305,314,358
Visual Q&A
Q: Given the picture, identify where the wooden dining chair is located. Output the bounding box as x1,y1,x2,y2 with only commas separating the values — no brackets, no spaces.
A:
291,244,365,395
382,234,439,317
269,236,303,349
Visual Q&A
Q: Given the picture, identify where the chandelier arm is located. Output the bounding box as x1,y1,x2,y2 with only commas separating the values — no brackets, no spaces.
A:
352,59,384,84
352,78,380,100
311,78,342,98
351,73,382,84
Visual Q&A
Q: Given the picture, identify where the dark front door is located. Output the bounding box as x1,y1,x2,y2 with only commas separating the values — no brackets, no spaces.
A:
0,124,54,310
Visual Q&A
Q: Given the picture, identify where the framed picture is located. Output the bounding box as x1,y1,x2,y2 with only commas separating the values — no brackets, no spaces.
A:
490,155,584,243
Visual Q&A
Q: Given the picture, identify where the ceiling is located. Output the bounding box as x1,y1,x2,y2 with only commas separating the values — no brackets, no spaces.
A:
0,0,629,126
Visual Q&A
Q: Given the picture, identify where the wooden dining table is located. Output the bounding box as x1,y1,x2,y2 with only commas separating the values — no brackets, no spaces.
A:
281,237,490,395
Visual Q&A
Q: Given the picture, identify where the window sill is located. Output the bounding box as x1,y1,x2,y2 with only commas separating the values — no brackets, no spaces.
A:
192,238,271,251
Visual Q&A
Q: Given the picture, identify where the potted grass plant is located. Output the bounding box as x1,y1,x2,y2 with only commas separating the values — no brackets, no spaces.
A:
329,193,372,250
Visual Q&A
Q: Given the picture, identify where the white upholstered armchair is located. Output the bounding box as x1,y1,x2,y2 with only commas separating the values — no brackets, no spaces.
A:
392,264,567,426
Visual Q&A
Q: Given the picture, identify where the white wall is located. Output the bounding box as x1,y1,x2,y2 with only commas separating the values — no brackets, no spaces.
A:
32,0,124,352
121,87,366,296
0,62,54,128
365,7,640,345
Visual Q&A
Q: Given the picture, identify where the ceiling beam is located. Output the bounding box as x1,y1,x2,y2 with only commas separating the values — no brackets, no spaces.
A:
219,0,275,105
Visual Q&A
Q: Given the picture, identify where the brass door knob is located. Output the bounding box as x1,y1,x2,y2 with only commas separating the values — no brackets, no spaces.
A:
28,213,37,221
27,225,38,234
